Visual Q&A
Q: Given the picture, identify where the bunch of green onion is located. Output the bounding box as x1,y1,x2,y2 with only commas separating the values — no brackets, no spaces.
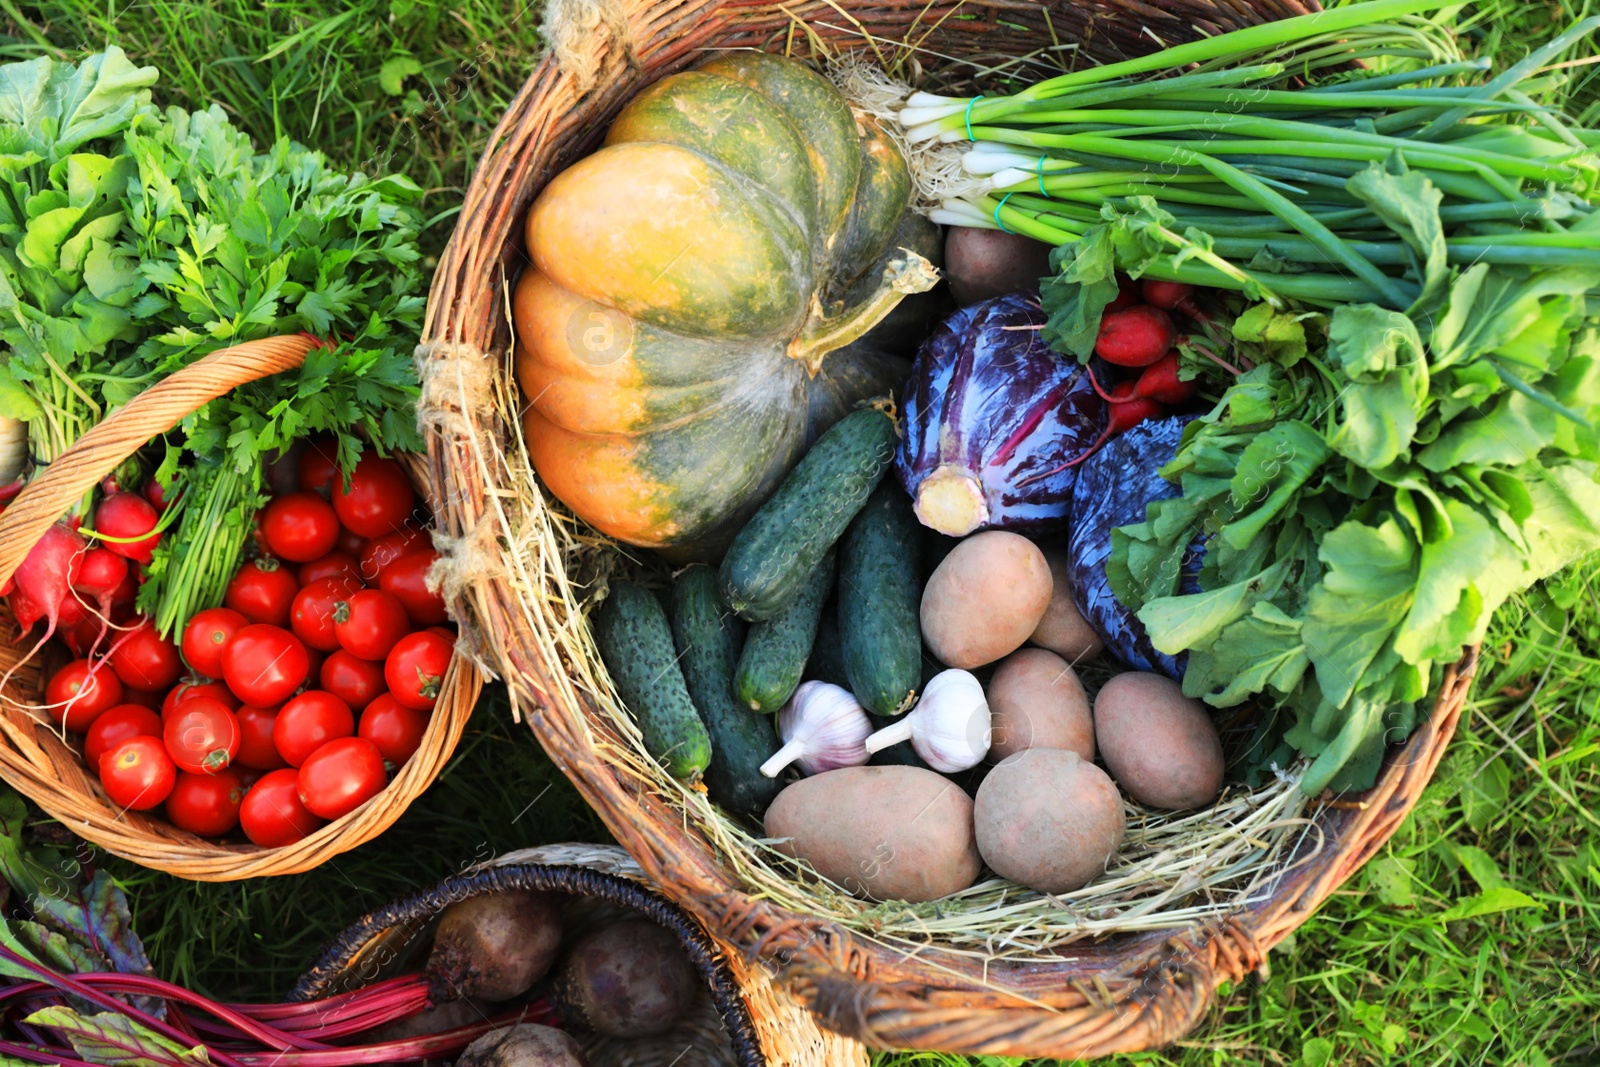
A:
899,0,1599,310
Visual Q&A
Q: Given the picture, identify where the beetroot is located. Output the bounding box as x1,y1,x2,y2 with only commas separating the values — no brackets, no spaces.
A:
1095,305,1176,368
9,523,87,641
552,918,696,1038
427,890,562,1002
96,493,161,565
456,1024,588,1067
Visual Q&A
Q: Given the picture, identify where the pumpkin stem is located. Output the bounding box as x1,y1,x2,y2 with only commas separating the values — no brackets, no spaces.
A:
786,249,940,375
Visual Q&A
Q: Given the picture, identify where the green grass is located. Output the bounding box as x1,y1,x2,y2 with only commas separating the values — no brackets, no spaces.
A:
2,1,1598,1064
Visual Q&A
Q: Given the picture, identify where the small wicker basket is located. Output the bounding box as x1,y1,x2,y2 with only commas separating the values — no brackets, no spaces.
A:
0,335,478,881
293,843,769,1067
416,0,1481,1059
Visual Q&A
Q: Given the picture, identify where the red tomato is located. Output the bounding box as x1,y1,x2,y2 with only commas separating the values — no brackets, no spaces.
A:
425,626,457,642
299,552,362,587
291,576,364,652
336,527,367,559
182,607,247,679
235,766,264,791
235,704,287,771
46,660,124,731
357,527,427,584
332,454,416,539
333,589,409,660
99,737,176,811
297,737,386,820
319,650,386,711
162,680,239,719
263,492,341,563
84,705,163,769
384,631,453,711
222,624,309,707
304,647,327,691
122,688,164,712
359,694,430,764
109,619,183,691
165,769,244,837
378,549,447,626
163,698,242,774
273,690,354,767
298,436,339,496
240,767,325,847
225,558,299,627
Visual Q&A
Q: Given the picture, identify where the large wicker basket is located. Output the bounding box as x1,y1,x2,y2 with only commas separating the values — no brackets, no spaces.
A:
0,335,479,881
416,0,1481,1059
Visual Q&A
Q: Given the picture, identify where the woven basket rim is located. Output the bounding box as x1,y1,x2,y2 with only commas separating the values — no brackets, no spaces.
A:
414,0,1477,1056
0,336,477,881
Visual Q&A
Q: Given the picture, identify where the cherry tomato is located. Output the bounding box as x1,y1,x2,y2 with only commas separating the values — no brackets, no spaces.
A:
333,589,409,660
291,576,364,652
84,705,163,769
162,680,240,719
163,698,242,774
299,552,362,587
240,767,325,847
263,492,341,563
378,549,447,626
425,626,457,642
298,436,339,496
384,631,453,711
122,689,164,712
235,704,287,771
165,769,244,837
332,454,415,539
182,608,247,679
274,690,354,767
319,650,386,711
357,527,427,584
297,737,386,820
109,619,183,691
225,558,299,627
222,624,309,707
336,527,367,559
46,660,124,731
359,694,429,764
99,737,176,811
235,767,264,791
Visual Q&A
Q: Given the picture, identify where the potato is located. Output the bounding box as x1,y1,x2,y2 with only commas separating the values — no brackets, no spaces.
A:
986,649,1093,762
944,227,1054,306
1094,672,1224,810
922,531,1052,669
974,749,1124,894
1029,547,1103,661
764,765,980,902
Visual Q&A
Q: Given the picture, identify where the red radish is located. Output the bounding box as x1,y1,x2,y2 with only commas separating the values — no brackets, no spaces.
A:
72,548,129,621
96,493,161,565
1095,306,1176,368
9,523,87,640
1133,352,1198,406
1020,374,1165,488
1140,279,1194,311
143,476,173,513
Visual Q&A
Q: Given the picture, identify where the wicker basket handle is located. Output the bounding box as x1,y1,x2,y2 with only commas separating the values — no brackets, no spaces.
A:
0,333,324,589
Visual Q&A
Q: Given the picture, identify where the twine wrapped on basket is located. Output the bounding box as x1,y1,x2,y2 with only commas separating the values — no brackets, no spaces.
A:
0,335,479,881
415,0,1482,1059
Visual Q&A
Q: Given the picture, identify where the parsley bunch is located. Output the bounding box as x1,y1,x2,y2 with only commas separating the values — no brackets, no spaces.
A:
0,50,426,636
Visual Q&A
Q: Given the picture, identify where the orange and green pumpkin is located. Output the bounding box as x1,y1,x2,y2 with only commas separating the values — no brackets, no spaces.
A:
514,52,939,559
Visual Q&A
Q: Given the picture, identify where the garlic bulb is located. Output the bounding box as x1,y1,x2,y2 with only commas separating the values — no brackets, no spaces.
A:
760,681,871,778
864,669,991,772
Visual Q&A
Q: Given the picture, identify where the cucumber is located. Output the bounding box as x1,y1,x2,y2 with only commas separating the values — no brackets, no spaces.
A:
839,482,923,715
670,565,780,817
803,599,850,688
734,551,836,712
592,582,713,781
719,404,895,621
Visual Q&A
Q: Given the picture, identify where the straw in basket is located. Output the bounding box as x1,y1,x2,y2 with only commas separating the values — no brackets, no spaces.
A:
0,335,478,881
414,0,1482,1059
